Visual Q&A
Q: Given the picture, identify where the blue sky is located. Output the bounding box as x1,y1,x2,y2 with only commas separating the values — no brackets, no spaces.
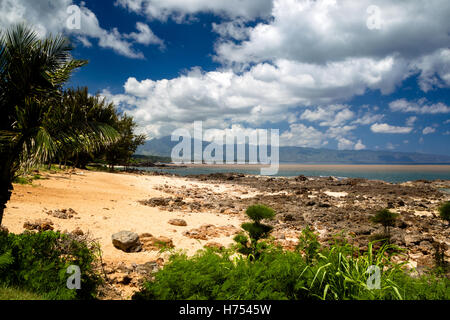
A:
1,0,450,155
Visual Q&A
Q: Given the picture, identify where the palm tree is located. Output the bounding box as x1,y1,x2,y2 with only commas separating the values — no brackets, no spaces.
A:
0,24,119,225
54,87,120,169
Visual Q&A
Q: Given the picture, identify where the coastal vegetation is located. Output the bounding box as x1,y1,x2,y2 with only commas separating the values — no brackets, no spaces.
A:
0,285,45,300
133,214,449,300
234,204,275,259
370,208,399,239
0,228,102,299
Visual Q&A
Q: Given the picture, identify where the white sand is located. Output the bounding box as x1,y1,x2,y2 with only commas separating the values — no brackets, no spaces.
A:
3,170,246,265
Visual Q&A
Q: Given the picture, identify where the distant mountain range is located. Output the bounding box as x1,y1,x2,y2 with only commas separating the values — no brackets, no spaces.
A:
136,136,450,164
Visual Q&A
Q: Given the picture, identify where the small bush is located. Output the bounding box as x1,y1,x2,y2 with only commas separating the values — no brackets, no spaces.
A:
0,230,102,300
438,201,450,224
234,205,275,259
370,208,399,238
296,226,320,263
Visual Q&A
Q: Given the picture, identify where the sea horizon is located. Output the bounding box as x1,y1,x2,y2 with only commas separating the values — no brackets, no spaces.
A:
133,163,450,183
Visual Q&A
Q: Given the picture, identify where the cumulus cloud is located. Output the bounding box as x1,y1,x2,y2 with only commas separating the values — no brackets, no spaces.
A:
352,111,384,126
124,22,165,48
371,123,413,134
405,116,418,126
212,19,250,41
335,137,367,151
354,140,366,150
413,49,450,92
422,127,436,135
279,124,328,148
300,105,355,127
389,99,450,114
114,0,273,22
214,0,450,66
103,54,409,140
0,0,163,58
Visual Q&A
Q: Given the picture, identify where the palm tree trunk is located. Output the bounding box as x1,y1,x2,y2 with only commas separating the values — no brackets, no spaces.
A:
0,169,13,226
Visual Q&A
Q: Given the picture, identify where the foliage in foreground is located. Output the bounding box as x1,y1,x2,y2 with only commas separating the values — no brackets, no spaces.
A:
0,285,45,300
133,231,449,300
0,230,102,300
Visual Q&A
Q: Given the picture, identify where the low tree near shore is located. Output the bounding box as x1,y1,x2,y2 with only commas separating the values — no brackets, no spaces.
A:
103,115,146,171
370,208,399,239
234,204,275,259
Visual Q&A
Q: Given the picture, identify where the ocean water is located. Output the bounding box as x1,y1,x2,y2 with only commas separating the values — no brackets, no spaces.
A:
135,164,450,183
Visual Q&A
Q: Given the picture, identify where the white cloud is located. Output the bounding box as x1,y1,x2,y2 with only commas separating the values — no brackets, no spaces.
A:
0,0,163,59
76,36,92,48
212,19,250,41
371,123,413,134
413,49,450,91
279,124,328,148
422,127,436,135
354,140,366,151
325,126,357,138
125,22,165,48
300,105,354,127
405,116,418,126
114,0,273,22
214,0,450,67
389,99,450,114
104,53,408,140
337,138,356,151
352,112,384,125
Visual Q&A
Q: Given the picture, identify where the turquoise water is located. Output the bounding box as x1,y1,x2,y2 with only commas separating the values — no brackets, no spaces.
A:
135,165,450,183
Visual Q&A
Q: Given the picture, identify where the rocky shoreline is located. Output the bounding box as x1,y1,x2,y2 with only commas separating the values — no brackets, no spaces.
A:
139,171,450,273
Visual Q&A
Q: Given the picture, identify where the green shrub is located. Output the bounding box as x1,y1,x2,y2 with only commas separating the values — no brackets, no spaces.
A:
133,229,449,300
12,176,32,185
234,205,275,259
296,226,320,263
370,208,399,238
0,230,102,300
438,201,450,224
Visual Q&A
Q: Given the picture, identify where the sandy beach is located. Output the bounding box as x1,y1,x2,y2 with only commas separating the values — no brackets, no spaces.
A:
3,170,246,266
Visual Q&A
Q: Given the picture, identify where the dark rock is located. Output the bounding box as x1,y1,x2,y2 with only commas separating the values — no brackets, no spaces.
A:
282,214,296,222
112,231,142,252
23,219,54,231
168,219,187,226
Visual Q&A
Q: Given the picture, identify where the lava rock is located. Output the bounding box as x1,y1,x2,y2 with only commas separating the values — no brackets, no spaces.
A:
112,231,142,252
